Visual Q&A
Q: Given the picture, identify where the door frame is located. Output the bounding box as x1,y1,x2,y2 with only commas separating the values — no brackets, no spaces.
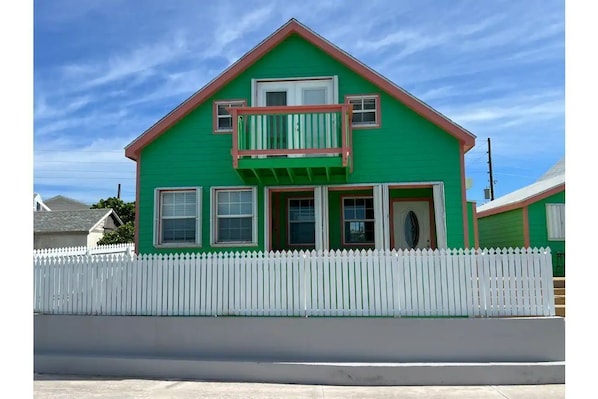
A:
265,185,328,252
252,76,339,106
389,197,436,250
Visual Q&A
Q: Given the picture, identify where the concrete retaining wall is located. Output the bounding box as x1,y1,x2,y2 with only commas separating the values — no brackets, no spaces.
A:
34,315,565,385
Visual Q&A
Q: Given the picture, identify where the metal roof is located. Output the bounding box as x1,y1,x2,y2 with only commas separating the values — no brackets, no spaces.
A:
477,158,565,213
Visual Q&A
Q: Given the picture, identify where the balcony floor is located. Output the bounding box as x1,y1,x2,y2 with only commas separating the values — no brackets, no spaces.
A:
236,155,349,185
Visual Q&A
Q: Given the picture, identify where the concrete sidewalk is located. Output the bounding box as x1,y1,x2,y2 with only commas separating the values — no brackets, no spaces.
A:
34,374,565,399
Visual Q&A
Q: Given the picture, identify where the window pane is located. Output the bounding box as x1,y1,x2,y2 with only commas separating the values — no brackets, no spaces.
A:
302,88,326,105
345,221,374,244
217,104,229,116
289,199,315,222
218,217,252,242
218,116,232,129
218,190,253,216
363,111,376,123
349,99,363,111
162,218,196,243
363,98,376,110
266,91,287,107
162,191,195,217
290,222,315,244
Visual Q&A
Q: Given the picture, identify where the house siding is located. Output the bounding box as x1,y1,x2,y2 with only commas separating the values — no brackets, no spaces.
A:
477,208,525,249
34,232,88,249
137,34,467,253
527,190,565,276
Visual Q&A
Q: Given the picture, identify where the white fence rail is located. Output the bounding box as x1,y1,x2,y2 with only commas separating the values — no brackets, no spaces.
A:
33,243,135,258
33,248,555,317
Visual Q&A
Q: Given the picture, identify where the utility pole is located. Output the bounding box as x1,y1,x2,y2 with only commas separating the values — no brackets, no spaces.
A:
487,138,495,201
117,184,121,199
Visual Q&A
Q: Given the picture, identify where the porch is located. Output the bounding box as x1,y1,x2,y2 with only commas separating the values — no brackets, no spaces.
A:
266,183,447,253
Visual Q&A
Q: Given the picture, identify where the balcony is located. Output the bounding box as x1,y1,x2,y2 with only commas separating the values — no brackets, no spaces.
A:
229,104,353,184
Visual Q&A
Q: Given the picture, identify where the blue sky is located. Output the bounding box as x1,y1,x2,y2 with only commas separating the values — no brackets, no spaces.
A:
33,0,565,205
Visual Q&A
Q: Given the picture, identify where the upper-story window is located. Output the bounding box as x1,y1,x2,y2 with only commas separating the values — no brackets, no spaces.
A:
213,100,246,133
346,95,380,128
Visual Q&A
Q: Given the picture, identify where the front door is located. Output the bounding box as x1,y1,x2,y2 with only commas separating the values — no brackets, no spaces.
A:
392,200,433,250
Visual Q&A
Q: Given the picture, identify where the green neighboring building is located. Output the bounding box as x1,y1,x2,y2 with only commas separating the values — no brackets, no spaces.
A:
477,159,565,276
125,19,478,255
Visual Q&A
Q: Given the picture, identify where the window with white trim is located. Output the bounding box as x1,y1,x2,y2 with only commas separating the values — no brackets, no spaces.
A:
546,203,565,240
214,100,245,132
213,187,257,245
154,188,201,246
347,95,379,127
288,198,315,245
343,197,375,245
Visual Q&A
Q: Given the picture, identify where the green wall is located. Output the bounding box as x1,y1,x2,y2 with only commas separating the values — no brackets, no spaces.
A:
478,208,525,249
527,190,565,276
477,190,565,276
467,201,477,248
137,34,468,253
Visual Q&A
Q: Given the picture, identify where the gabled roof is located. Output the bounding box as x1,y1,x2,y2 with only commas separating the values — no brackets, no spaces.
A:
477,158,565,217
44,195,90,211
125,18,476,161
34,209,123,233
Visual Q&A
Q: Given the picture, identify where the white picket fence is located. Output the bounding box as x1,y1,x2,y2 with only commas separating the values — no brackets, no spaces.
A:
33,248,555,317
33,243,135,258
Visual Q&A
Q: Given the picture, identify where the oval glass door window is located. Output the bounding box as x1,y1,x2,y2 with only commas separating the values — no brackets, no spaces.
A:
404,211,420,248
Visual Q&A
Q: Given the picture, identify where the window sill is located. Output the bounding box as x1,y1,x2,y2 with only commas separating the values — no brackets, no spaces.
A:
154,243,202,249
213,129,233,134
352,123,380,130
211,242,259,248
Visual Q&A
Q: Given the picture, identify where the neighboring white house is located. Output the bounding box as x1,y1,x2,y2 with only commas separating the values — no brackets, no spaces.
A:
34,208,124,249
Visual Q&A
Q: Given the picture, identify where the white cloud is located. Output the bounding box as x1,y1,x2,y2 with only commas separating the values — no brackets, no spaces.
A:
60,33,190,91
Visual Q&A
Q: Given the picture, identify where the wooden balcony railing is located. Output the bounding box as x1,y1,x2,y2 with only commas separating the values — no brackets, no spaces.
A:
228,104,353,169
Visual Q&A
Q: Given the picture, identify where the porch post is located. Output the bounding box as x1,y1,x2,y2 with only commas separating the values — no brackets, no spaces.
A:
373,185,389,250
432,183,448,249
322,186,329,250
264,187,270,252
314,187,322,251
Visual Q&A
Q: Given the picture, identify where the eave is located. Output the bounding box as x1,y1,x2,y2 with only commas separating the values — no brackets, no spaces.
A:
476,183,565,218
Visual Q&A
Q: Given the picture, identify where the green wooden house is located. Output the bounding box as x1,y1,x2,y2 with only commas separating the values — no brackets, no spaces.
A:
476,158,565,276
125,19,477,255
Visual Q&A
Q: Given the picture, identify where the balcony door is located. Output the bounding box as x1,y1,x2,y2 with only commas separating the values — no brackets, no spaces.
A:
255,79,335,153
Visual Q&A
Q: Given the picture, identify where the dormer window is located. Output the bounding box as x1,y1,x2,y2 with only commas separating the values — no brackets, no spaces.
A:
346,95,380,128
213,100,246,133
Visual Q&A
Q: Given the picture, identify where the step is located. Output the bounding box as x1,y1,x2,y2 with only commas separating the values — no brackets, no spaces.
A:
553,278,565,289
554,296,565,305
555,306,565,317
34,353,565,386
554,288,565,296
